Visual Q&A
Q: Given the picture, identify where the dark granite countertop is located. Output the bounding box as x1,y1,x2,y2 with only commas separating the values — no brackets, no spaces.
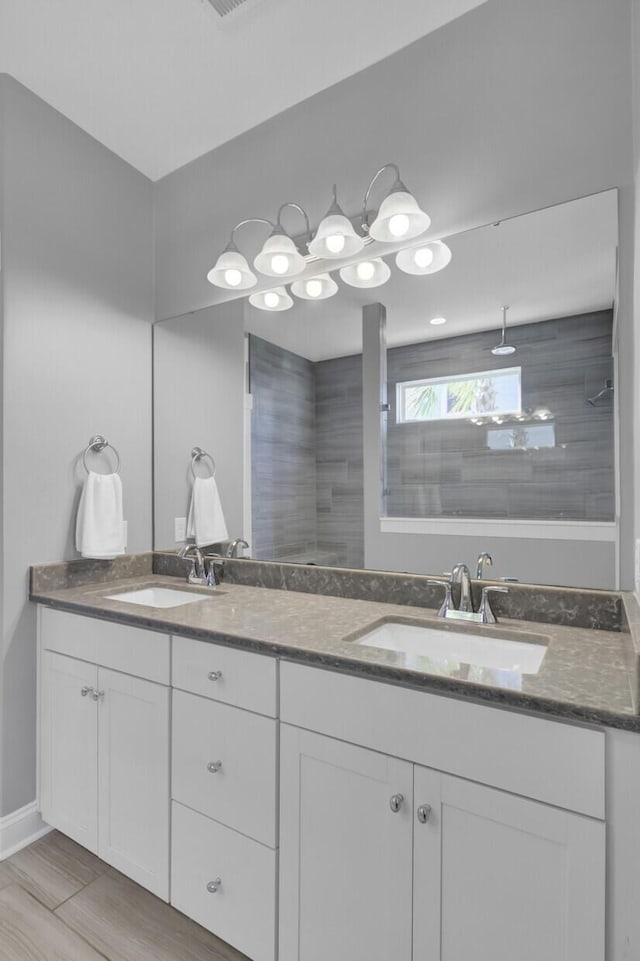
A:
29,559,640,733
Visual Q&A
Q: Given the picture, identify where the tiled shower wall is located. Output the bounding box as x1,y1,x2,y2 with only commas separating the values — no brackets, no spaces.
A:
386,310,615,520
250,310,614,567
250,336,318,562
250,336,364,568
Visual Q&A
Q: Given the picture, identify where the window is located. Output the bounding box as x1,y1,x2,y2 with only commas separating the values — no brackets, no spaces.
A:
396,366,522,424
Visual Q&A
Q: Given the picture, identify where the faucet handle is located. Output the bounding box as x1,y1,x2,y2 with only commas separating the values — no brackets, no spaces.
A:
426,579,455,618
479,585,509,624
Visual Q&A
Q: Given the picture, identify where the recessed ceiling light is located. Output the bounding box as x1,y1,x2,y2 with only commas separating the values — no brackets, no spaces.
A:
430,316,447,326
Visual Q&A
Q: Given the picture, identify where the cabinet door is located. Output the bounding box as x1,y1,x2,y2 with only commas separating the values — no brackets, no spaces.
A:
413,766,605,961
279,725,413,961
97,668,170,900
40,652,98,851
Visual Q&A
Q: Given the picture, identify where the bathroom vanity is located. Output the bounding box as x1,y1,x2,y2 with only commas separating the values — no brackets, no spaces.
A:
31,555,640,961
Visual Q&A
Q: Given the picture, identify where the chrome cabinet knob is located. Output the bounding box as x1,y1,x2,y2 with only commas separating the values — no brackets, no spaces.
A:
207,761,222,774
207,877,222,893
389,793,404,813
417,804,432,824
208,670,223,681
91,689,105,701
80,686,93,697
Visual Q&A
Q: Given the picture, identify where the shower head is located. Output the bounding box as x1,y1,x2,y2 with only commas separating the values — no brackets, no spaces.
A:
587,379,614,406
491,306,516,356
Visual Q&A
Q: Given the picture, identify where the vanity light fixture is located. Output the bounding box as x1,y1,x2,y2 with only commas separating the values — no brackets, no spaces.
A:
207,164,449,310
248,286,293,311
308,186,365,259
290,273,338,300
364,163,431,242
207,217,274,290
339,258,391,289
396,239,452,276
254,204,310,278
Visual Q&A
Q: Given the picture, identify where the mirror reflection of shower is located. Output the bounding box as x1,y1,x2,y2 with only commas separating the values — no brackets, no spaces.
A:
587,379,614,406
491,305,517,356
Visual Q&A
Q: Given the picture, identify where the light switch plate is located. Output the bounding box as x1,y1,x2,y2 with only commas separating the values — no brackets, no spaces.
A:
175,516,187,542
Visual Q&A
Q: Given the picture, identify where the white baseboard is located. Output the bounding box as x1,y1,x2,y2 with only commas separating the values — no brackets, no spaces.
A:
0,801,52,860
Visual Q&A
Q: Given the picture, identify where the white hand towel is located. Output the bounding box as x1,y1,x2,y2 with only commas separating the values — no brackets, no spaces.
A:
75,471,125,559
186,475,228,548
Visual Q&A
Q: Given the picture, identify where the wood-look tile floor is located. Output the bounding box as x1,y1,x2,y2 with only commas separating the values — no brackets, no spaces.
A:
0,830,249,960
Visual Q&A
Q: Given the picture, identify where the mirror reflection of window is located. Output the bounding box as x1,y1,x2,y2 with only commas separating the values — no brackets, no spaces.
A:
397,367,522,423
384,311,614,522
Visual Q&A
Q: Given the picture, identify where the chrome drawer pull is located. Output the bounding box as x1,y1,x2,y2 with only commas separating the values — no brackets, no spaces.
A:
208,671,223,681
417,804,432,824
207,877,222,893
80,686,93,697
91,689,105,701
207,761,222,774
389,793,404,813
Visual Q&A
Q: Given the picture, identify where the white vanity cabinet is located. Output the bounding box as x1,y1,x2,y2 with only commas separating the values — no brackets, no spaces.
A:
170,636,278,961
38,608,170,900
279,662,606,961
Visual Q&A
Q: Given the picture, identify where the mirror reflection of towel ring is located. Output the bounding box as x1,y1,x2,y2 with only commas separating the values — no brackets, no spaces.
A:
83,435,120,474
191,447,216,479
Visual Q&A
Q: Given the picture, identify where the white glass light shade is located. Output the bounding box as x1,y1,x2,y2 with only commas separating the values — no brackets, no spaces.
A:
369,190,431,242
395,240,452,276
290,273,338,301
207,248,257,289
248,286,293,312
253,233,306,278
308,213,365,259
339,258,391,289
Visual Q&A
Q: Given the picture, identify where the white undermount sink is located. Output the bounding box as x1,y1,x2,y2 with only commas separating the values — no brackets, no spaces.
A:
355,620,547,675
107,587,210,608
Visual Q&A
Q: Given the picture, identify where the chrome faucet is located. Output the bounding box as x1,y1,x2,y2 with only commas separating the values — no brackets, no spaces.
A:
430,562,509,623
178,545,207,585
226,538,249,559
476,551,493,579
451,562,473,612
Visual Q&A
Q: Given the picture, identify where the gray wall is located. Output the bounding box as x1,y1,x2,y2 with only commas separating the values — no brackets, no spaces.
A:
154,0,632,322
154,302,246,552
386,312,615,521
0,76,154,815
153,0,635,585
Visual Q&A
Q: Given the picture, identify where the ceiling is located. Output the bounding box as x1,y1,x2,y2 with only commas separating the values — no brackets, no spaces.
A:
0,0,486,180
244,190,619,361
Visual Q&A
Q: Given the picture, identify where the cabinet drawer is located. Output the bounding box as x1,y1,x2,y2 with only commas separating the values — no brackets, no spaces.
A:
172,636,277,717
172,690,277,847
40,607,169,684
280,661,605,819
171,801,276,961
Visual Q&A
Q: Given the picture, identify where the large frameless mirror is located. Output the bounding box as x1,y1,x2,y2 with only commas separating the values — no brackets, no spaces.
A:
153,189,619,589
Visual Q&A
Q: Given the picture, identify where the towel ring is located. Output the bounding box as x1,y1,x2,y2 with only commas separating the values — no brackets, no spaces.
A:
191,447,216,479
83,435,120,475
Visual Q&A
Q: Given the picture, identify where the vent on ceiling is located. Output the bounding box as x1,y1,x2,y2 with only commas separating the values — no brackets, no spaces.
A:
205,0,252,16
